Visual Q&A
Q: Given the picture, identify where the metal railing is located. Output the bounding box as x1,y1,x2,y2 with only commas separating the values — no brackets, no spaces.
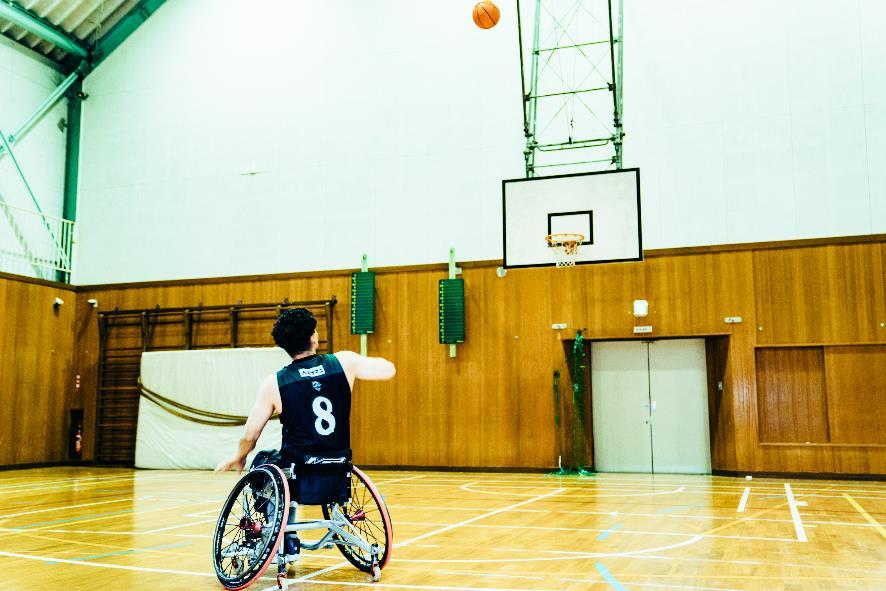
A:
0,200,75,280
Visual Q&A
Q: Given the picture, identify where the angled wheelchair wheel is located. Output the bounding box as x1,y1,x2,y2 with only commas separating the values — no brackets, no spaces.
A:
212,464,290,590
322,466,393,574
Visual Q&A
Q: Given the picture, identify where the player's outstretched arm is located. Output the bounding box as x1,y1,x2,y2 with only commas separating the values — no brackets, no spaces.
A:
215,374,279,472
336,350,396,381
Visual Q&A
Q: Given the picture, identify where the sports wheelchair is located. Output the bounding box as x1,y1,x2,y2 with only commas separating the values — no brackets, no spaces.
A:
212,449,393,589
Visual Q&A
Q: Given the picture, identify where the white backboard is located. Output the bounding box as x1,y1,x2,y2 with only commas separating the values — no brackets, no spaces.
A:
502,169,642,268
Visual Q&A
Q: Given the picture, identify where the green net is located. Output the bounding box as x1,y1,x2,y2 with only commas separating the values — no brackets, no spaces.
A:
549,331,594,478
571,332,593,476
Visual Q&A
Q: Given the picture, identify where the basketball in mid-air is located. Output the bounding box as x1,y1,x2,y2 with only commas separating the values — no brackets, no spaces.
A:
472,1,500,29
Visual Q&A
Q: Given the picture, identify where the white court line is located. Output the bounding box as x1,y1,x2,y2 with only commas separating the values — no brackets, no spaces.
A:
737,487,750,513
389,535,707,564
0,498,132,520
460,482,685,498
400,488,564,547
262,487,566,590
393,521,796,543
375,475,427,485
277,580,566,591
784,483,808,542
437,570,544,581
143,518,217,534
0,471,197,495
0,550,214,578
557,576,740,591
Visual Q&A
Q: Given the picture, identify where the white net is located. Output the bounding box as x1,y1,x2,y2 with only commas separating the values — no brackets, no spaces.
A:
545,234,584,267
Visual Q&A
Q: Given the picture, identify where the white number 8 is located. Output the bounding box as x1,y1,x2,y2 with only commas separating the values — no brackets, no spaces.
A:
312,396,336,436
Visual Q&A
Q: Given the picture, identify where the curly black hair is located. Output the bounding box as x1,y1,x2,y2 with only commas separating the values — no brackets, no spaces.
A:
271,308,318,356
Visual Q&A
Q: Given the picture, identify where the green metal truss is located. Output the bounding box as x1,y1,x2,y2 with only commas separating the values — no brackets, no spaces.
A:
516,0,624,176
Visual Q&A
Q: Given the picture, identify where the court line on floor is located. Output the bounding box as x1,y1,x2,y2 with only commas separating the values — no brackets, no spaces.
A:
393,521,795,543
0,550,215,578
737,487,750,513
566,573,741,591
259,487,569,590
843,493,886,540
0,500,208,538
784,483,807,542
0,471,201,495
0,497,133,520
389,477,886,495
459,482,686,498
596,523,622,541
394,535,706,565
43,542,191,565
399,488,565,547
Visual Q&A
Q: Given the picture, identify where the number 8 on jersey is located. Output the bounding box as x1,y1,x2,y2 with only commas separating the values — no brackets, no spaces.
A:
312,396,336,436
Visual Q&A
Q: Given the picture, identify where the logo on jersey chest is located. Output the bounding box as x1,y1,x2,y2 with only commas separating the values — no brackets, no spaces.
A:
298,365,326,378
312,381,322,391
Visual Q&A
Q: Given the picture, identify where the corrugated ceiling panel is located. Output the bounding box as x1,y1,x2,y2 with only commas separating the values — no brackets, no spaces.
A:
0,0,141,62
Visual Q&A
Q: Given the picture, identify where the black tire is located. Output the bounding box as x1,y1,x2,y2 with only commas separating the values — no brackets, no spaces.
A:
212,465,290,590
321,466,393,573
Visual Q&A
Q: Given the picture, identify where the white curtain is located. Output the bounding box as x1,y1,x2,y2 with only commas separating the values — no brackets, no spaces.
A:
136,348,291,469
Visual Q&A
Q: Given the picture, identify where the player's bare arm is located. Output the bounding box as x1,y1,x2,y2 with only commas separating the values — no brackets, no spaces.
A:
334,350,396,388
214,374,282,472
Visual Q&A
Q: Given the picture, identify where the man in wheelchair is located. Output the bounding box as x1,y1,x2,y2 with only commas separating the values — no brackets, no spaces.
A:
214,308,396,587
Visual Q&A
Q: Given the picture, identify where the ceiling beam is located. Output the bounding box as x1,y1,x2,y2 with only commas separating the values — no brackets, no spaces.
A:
0,0,89,58
90,0,165,67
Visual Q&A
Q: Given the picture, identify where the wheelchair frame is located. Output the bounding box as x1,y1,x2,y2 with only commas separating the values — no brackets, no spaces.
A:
214,463,390,590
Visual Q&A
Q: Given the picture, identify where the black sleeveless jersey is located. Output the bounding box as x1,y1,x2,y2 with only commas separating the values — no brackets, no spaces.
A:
278,354,351,461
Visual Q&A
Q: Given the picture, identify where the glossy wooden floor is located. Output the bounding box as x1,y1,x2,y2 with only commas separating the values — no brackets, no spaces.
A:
0,468,884,590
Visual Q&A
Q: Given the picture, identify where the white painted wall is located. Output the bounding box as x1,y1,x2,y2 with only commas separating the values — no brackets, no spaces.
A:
74,0,524,283
624,0,886,247
0,36,68,279
74,0,886,283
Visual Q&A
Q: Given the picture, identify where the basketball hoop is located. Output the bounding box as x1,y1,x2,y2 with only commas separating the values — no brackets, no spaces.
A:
545,233,585,267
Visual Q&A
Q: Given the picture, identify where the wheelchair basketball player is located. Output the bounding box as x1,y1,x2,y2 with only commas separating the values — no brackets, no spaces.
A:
216,307,395,562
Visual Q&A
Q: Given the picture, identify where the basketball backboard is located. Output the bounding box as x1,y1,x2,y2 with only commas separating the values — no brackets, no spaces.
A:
502,169,642,268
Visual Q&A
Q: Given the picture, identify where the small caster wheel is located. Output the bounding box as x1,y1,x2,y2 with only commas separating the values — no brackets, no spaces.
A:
369,565,381,582
276,572,288,589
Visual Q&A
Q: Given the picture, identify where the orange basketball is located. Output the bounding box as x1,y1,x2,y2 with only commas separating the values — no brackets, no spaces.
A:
472,1,500,29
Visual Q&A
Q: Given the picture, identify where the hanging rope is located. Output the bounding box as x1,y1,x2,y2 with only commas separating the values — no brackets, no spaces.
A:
138,378,279,427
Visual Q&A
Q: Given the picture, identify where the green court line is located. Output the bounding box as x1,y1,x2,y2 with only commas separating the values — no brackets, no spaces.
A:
14,509,135,529
44,542,190,565
596,522,622,541
595,562,627,591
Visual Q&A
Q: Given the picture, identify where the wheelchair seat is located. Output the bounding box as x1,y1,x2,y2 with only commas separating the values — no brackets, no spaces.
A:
251,448,352,506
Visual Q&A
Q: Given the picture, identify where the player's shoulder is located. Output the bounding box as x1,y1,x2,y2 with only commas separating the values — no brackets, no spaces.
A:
260,372,279,391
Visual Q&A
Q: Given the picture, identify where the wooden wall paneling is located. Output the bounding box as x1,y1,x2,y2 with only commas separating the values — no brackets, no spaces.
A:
512,268,556,468
0,277,76,466
478,266,523,467
66,239,886,474
581,260,641,338
824,245,886,343
73,292,99,461
353,269,406,467
755,347,829,443
642,256,694,334
824,345,886,444
754,244,886,345
754,247,831,344
705,336,737,470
